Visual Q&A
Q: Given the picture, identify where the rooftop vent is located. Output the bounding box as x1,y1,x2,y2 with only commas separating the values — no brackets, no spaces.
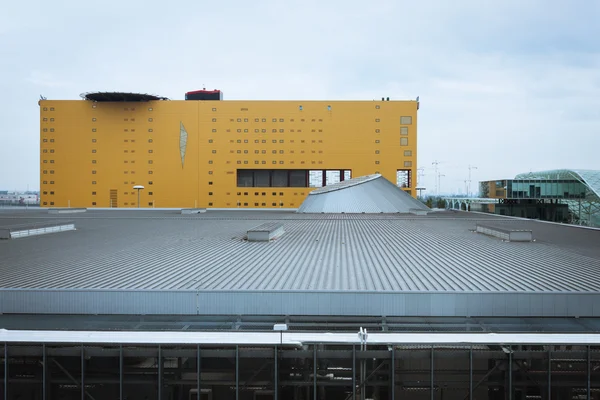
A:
48,208,87,214
1,221,75,239
247,222,284,242
476,224,533,242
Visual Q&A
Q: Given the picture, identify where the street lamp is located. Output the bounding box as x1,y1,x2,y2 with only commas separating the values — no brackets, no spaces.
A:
133,185,144,208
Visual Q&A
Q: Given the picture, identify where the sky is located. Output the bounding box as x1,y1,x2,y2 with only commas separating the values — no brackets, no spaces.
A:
1,0,599,195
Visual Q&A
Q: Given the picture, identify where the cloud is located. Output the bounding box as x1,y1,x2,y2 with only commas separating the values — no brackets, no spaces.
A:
26,71,71,88
0,0,599,193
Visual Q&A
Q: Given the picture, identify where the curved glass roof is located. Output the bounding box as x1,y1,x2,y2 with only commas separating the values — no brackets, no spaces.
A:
515,169,600,199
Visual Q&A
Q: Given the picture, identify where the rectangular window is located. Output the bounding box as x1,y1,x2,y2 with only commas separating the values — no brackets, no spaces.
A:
404,150,412,156
404,161,413,167
400,116,412,125
400,127,408,135
400,137,408,146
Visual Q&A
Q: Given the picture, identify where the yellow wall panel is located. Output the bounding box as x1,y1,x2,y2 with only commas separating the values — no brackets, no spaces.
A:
40,99,418,208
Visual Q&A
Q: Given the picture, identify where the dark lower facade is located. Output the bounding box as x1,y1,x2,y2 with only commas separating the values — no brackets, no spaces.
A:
2,342,600,400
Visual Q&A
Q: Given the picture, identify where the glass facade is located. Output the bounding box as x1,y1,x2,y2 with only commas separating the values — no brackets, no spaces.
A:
506,179,586,199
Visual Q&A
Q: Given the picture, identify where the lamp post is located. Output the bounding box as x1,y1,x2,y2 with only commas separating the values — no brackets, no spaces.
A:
133,185,144,208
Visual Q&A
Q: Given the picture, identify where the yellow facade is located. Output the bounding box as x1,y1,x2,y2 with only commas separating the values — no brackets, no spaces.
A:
39,99,418,208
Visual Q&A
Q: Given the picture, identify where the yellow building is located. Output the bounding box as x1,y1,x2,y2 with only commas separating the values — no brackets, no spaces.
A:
39,91,418,208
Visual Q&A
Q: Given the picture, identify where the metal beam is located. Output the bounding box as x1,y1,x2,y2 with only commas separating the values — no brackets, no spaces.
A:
391,348,395,400
313,345,317,400
158,345,162,400
547,348,551,400
120,345,124,400
588,345,591,400
274,345,278,400
431,346,434,400
353,345,356,400
43,344,47,400
4,343,8,400
508,347,512,400
81,345,85,400
52,358,96,400
236,345,239,400
197,345,201,400
469,346,473,400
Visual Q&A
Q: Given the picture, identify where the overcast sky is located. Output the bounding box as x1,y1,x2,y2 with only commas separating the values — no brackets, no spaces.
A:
1,0,599,195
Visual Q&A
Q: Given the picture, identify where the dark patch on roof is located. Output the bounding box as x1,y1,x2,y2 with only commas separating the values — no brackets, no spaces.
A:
80,92,168,102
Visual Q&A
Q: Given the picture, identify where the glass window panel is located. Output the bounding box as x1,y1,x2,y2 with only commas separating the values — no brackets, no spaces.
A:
272,170,289,187
289,170,307,187
254,170,270,187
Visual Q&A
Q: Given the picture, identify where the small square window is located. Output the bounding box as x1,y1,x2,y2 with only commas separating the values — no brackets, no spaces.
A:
261,140,266,143
375,129,380,133
237,150,241,154
149,181,153,185
92,181,96,184
272,118,277,122
212,118,217,122
237,161,241,164
279,118,284,122
255,129,259,133
148,107,153,111
92,118,96,122
209,192,213,196
208,139,213,143
208,160,213,164
50,160,54,163
43,139,48,142
279,161,284,164
43,118,48,121
272,129,277,133
148,129,153,132
279,129,284,133
400,116,412,125
244,129,248,133
244,150,248,154
400,127,408,135
375,150,380,154
375,140,380,143
244,118,248,122
43,160,48,163
92,160,96,164
148,139,153,143
400,137,409,146
404,161,413,167
149,191,154,195
148,170,153,174
92,139,96,143
212,108,217,112
261,129,266,133
237,118,242,122
43,107,48,111
375,105,380,109
375,118,380,122
375,161,380,164
148,118,153,122
92,170,96,174
148,160,153,164
208,171,213,175
279,140,284,143
262,118,266,122
50,128,54,132
212,129,217,133
92,149,96,153
404,150,412,156
208,182,213,185
212,150,217,154
50,139,54,142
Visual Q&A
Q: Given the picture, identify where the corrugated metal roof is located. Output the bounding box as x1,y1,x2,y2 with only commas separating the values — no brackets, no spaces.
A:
298,174,429,213
1,210,599,317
